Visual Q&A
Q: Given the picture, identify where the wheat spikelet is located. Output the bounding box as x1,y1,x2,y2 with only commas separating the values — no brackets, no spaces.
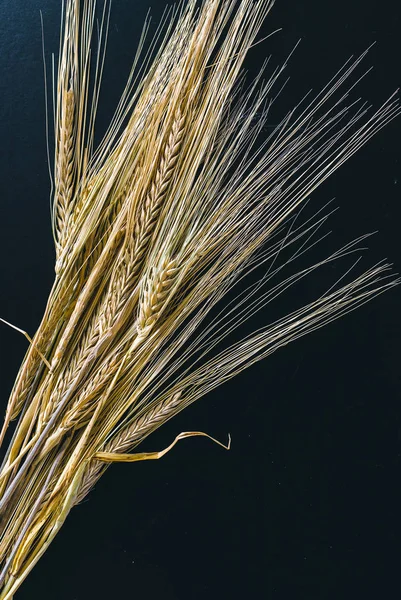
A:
55,89,75,261
85,187,126,272
71,179,128,288
137,258,179,339
62,352,121,426
109,392,183,454
38,321,103,431
8,328,52,421
39,352,122,457
75,392,183,503
5,272,86,424
132,109,185,272
5,291,77,425
95,111,186,335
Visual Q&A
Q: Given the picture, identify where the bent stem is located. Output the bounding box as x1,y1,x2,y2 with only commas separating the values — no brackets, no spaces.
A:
0,431,229,599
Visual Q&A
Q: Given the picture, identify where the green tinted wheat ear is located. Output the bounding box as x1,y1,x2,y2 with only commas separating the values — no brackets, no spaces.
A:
55,89,75,261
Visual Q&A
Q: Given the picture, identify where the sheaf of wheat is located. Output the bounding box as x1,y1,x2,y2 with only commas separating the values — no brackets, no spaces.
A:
0,1,399,597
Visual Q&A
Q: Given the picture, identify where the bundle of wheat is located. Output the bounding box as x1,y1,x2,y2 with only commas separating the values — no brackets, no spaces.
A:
0,1,399,597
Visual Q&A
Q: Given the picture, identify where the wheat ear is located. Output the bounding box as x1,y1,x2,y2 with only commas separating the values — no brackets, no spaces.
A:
62,257,181,439
55,89,75,260
102,109,186,331
108,392,183,454
75,392,183,503
132,109,185,270
137,258,179,340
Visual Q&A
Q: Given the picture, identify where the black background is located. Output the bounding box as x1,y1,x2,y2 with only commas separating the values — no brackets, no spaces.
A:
0,1,400,598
